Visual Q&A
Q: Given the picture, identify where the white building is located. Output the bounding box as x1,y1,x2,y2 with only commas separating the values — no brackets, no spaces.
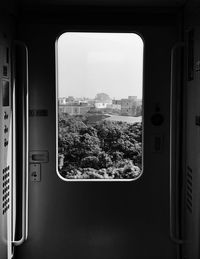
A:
94,102,108,109
58,97,68,105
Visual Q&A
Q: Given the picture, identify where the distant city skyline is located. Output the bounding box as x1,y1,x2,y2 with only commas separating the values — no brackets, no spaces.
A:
58,32,143,99
58,94,141,101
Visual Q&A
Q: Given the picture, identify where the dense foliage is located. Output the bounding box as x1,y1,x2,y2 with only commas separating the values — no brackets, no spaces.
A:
58,113,142,179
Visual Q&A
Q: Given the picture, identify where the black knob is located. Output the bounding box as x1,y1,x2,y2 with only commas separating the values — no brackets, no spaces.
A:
4,126,8,133
151,113,164,126
4,112,8,120
4,139,8,147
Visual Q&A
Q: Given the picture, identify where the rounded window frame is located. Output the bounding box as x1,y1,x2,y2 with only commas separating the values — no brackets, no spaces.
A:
55,31,145,182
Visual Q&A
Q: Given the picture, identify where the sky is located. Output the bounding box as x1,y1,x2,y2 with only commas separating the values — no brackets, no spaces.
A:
57,33,143,100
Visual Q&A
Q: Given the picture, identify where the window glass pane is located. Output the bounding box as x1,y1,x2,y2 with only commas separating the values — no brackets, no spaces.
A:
57,32,143,180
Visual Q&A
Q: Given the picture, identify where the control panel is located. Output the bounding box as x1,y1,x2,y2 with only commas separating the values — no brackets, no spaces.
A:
0,31,13,259
0,41,11,217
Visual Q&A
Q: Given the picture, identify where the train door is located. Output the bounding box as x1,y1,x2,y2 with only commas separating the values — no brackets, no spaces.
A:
12,8,183,259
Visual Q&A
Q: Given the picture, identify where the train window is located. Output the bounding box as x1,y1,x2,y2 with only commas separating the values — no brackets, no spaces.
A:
56,32,144,181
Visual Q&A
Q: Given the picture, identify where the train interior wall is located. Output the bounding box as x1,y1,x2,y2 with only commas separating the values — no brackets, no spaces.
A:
183,2,200,259
0,1,200,259
16,8,179,259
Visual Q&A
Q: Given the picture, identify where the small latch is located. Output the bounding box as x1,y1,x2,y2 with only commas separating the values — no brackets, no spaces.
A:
151,134,164,153
29,151,49,163
195,116,200,126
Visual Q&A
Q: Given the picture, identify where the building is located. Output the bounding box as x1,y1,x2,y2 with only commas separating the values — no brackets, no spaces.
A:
112,100,122,105
94,102,109,109
58,97,68,105
59,103,91,115
58,96,75,105
107,103,121,110
121,96,137,116
112,99,122,110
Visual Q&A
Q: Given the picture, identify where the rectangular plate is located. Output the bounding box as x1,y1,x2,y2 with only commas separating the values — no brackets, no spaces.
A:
29,151,49,163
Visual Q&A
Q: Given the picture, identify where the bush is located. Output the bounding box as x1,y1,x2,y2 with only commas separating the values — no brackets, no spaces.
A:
80,156,99,169
121,160,141,179
112,151,124,161
58,114,142,178
97,152,113,168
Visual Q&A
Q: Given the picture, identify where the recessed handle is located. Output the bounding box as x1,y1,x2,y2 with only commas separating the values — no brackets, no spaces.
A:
12,40,29,247
170,42,185,245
